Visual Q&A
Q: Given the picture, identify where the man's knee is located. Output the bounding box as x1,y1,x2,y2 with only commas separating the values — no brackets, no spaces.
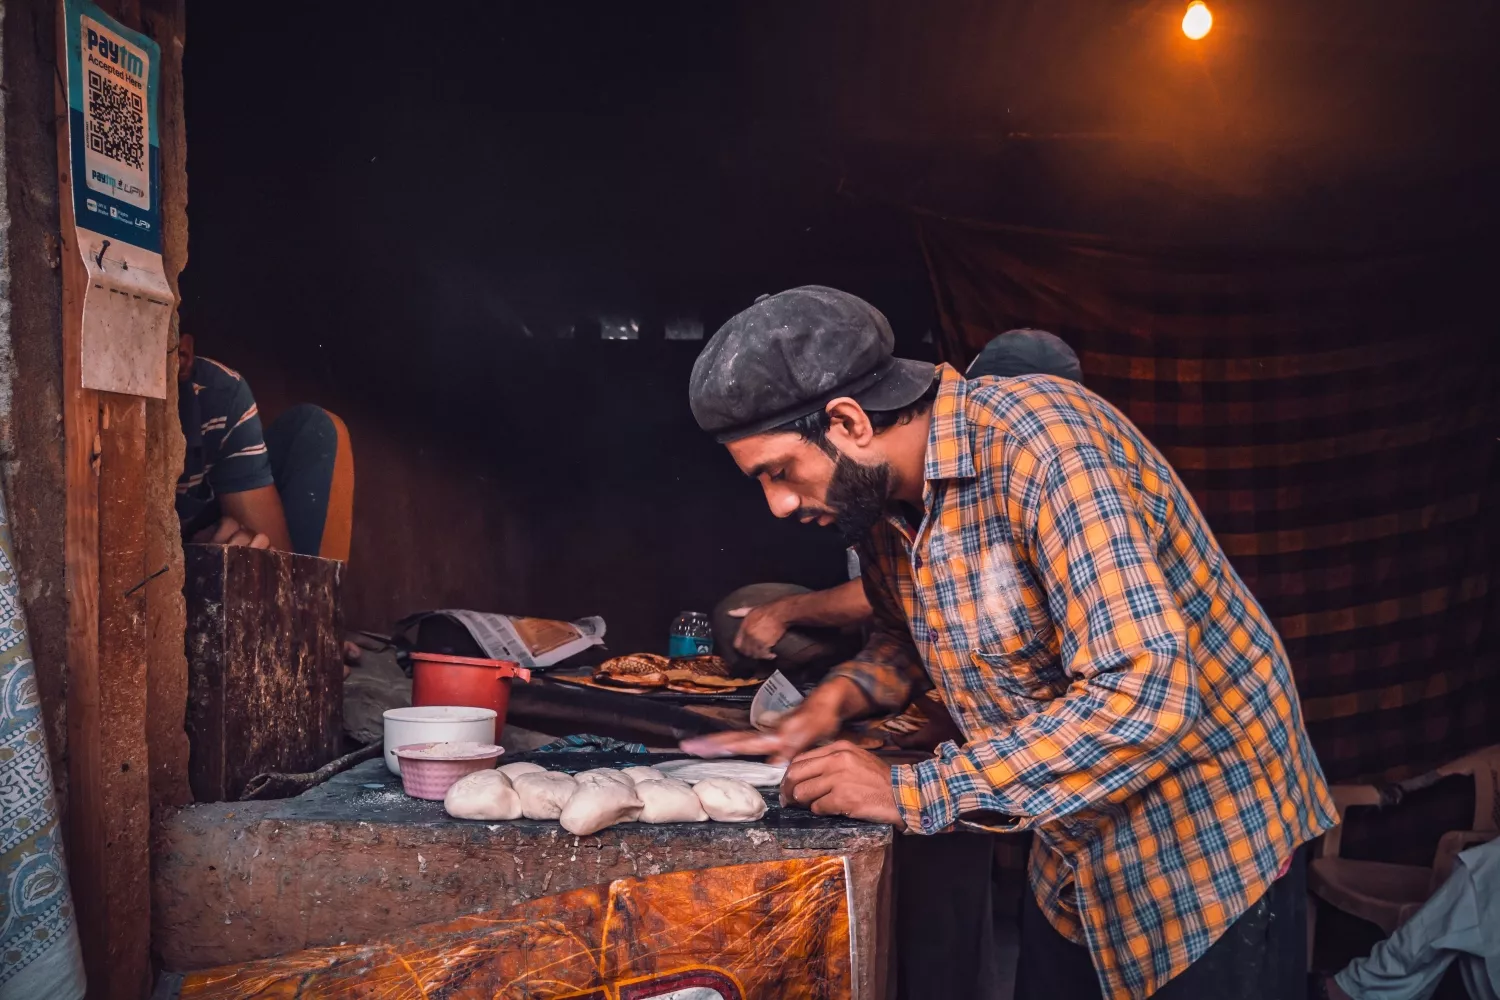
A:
266,404,338,456
264,404,354,559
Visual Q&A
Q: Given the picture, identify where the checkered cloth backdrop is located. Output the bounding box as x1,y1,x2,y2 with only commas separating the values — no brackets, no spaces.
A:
918,215,1499,784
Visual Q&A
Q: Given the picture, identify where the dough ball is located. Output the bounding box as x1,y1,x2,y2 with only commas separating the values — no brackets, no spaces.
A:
574,768,633,787
512,771,579,820
496,761,546,780
559,779,643,835
443,769,521,821
621,766,667,785
694,777,767,822
636,779,708,824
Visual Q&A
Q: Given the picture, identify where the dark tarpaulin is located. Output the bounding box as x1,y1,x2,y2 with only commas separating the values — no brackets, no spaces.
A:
918,215,1499,783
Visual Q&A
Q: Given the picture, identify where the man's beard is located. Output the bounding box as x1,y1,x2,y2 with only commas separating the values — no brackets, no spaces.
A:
800,451,893,545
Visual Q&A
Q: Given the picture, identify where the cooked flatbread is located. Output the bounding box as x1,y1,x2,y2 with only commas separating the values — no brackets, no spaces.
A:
682,674,761,689
548,674,652,695
596,653,670,677
666,681,723,694
596,671,667,689
668,654,731,677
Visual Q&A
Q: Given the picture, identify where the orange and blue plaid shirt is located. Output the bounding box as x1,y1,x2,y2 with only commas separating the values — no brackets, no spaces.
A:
832,365,1337,999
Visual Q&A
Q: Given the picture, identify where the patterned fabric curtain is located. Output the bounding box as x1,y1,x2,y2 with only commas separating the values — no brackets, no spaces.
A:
918,215,1500,783
0,490,85,1000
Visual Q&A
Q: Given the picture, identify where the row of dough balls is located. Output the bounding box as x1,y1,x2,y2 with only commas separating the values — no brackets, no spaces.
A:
444,761,768,835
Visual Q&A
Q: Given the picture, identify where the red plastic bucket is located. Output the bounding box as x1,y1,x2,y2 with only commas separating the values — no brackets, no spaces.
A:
410,652,531,729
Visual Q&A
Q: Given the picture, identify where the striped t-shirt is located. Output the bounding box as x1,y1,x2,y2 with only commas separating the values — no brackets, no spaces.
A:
175,356,274,537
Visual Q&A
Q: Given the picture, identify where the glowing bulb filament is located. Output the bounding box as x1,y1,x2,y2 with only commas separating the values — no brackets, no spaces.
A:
1182,1,1213,39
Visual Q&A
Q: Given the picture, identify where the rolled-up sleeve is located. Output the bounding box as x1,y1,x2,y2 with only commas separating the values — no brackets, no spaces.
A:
828,536,927,712
208,378,273,496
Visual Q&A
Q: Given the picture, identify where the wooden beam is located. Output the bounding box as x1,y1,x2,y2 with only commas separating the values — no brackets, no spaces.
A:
141,0,191,814
56,0,155,995
56,0,106,985
96,392,151,998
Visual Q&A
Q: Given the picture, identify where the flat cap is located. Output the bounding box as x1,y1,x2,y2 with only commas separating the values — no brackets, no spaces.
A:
689,286,936,442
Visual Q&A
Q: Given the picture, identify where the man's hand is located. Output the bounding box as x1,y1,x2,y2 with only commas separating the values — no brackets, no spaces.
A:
729,600,794,660
342,640,363,680
780,741,905,828
679,676,867,764
192,516,270,550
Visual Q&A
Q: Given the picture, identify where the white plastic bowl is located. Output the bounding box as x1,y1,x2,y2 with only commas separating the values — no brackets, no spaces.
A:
382,706,497,775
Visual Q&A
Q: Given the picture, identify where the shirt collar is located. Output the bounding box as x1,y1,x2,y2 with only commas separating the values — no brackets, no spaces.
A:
923,363,975,482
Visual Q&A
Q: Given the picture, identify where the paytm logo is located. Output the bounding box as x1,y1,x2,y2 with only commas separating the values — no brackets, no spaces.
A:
86,28,144,77
90,168,146,202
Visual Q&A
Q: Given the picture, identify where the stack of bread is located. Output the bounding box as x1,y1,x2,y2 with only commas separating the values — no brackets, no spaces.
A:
443,761,767,834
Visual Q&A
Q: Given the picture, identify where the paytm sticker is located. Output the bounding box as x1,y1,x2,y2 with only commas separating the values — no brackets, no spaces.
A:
80,15,150,210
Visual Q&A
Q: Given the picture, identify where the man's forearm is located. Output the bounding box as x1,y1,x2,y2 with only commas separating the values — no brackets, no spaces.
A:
822,673,877,720
780,579,872,629
220,486,293,552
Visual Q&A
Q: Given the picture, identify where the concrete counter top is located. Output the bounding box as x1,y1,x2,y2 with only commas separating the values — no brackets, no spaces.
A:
152,759,894,996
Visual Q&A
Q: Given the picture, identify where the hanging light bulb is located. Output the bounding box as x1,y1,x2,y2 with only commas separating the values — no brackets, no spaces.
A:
1182,1,1213,39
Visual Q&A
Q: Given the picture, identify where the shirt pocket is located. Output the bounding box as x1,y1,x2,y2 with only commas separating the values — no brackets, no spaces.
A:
971,630,1068,705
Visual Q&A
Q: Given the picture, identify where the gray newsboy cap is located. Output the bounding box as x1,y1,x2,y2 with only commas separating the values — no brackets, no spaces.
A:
689,286,936,442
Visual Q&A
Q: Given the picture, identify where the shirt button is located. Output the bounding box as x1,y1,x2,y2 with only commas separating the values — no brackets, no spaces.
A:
921,816,934,830
913,556,923,569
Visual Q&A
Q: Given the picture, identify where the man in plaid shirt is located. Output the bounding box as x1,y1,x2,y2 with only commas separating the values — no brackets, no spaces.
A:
686,287,1338,999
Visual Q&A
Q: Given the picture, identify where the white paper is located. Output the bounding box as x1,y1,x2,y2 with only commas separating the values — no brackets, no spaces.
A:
435,610,606,669
77,229,173,398
749,670,804,732
654,759,787,787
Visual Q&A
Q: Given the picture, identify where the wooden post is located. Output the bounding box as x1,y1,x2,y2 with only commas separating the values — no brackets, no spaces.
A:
142,0,192,815
55,0,161,996
57,39,110,997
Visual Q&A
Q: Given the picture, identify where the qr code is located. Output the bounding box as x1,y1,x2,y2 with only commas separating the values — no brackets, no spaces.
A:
86,70,144,172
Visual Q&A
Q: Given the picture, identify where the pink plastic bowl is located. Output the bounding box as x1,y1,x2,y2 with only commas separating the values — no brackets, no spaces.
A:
393,742,504,800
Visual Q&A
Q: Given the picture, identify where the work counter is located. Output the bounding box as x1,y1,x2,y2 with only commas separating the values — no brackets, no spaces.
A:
152,756,895,998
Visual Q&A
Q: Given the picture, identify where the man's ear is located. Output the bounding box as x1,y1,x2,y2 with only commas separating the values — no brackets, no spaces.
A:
824,397,874,448
177,332,195,382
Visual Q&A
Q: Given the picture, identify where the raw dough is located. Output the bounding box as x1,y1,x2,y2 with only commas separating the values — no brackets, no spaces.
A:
574,768,633,787
497,761,546,780
693,778,767,822
559,778,643,835
636,778,709,824
621,766,666,784
512,771,579,820
655,759,787,788
443,769,521,821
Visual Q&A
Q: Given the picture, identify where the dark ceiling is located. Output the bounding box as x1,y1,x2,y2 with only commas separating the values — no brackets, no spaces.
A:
184,0,1499,347
178,0,1500,644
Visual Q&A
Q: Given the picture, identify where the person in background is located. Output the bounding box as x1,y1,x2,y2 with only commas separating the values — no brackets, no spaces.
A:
728,328,1085,662
686,286,1335,999
176,332,355,560
1319,835,1499,1000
